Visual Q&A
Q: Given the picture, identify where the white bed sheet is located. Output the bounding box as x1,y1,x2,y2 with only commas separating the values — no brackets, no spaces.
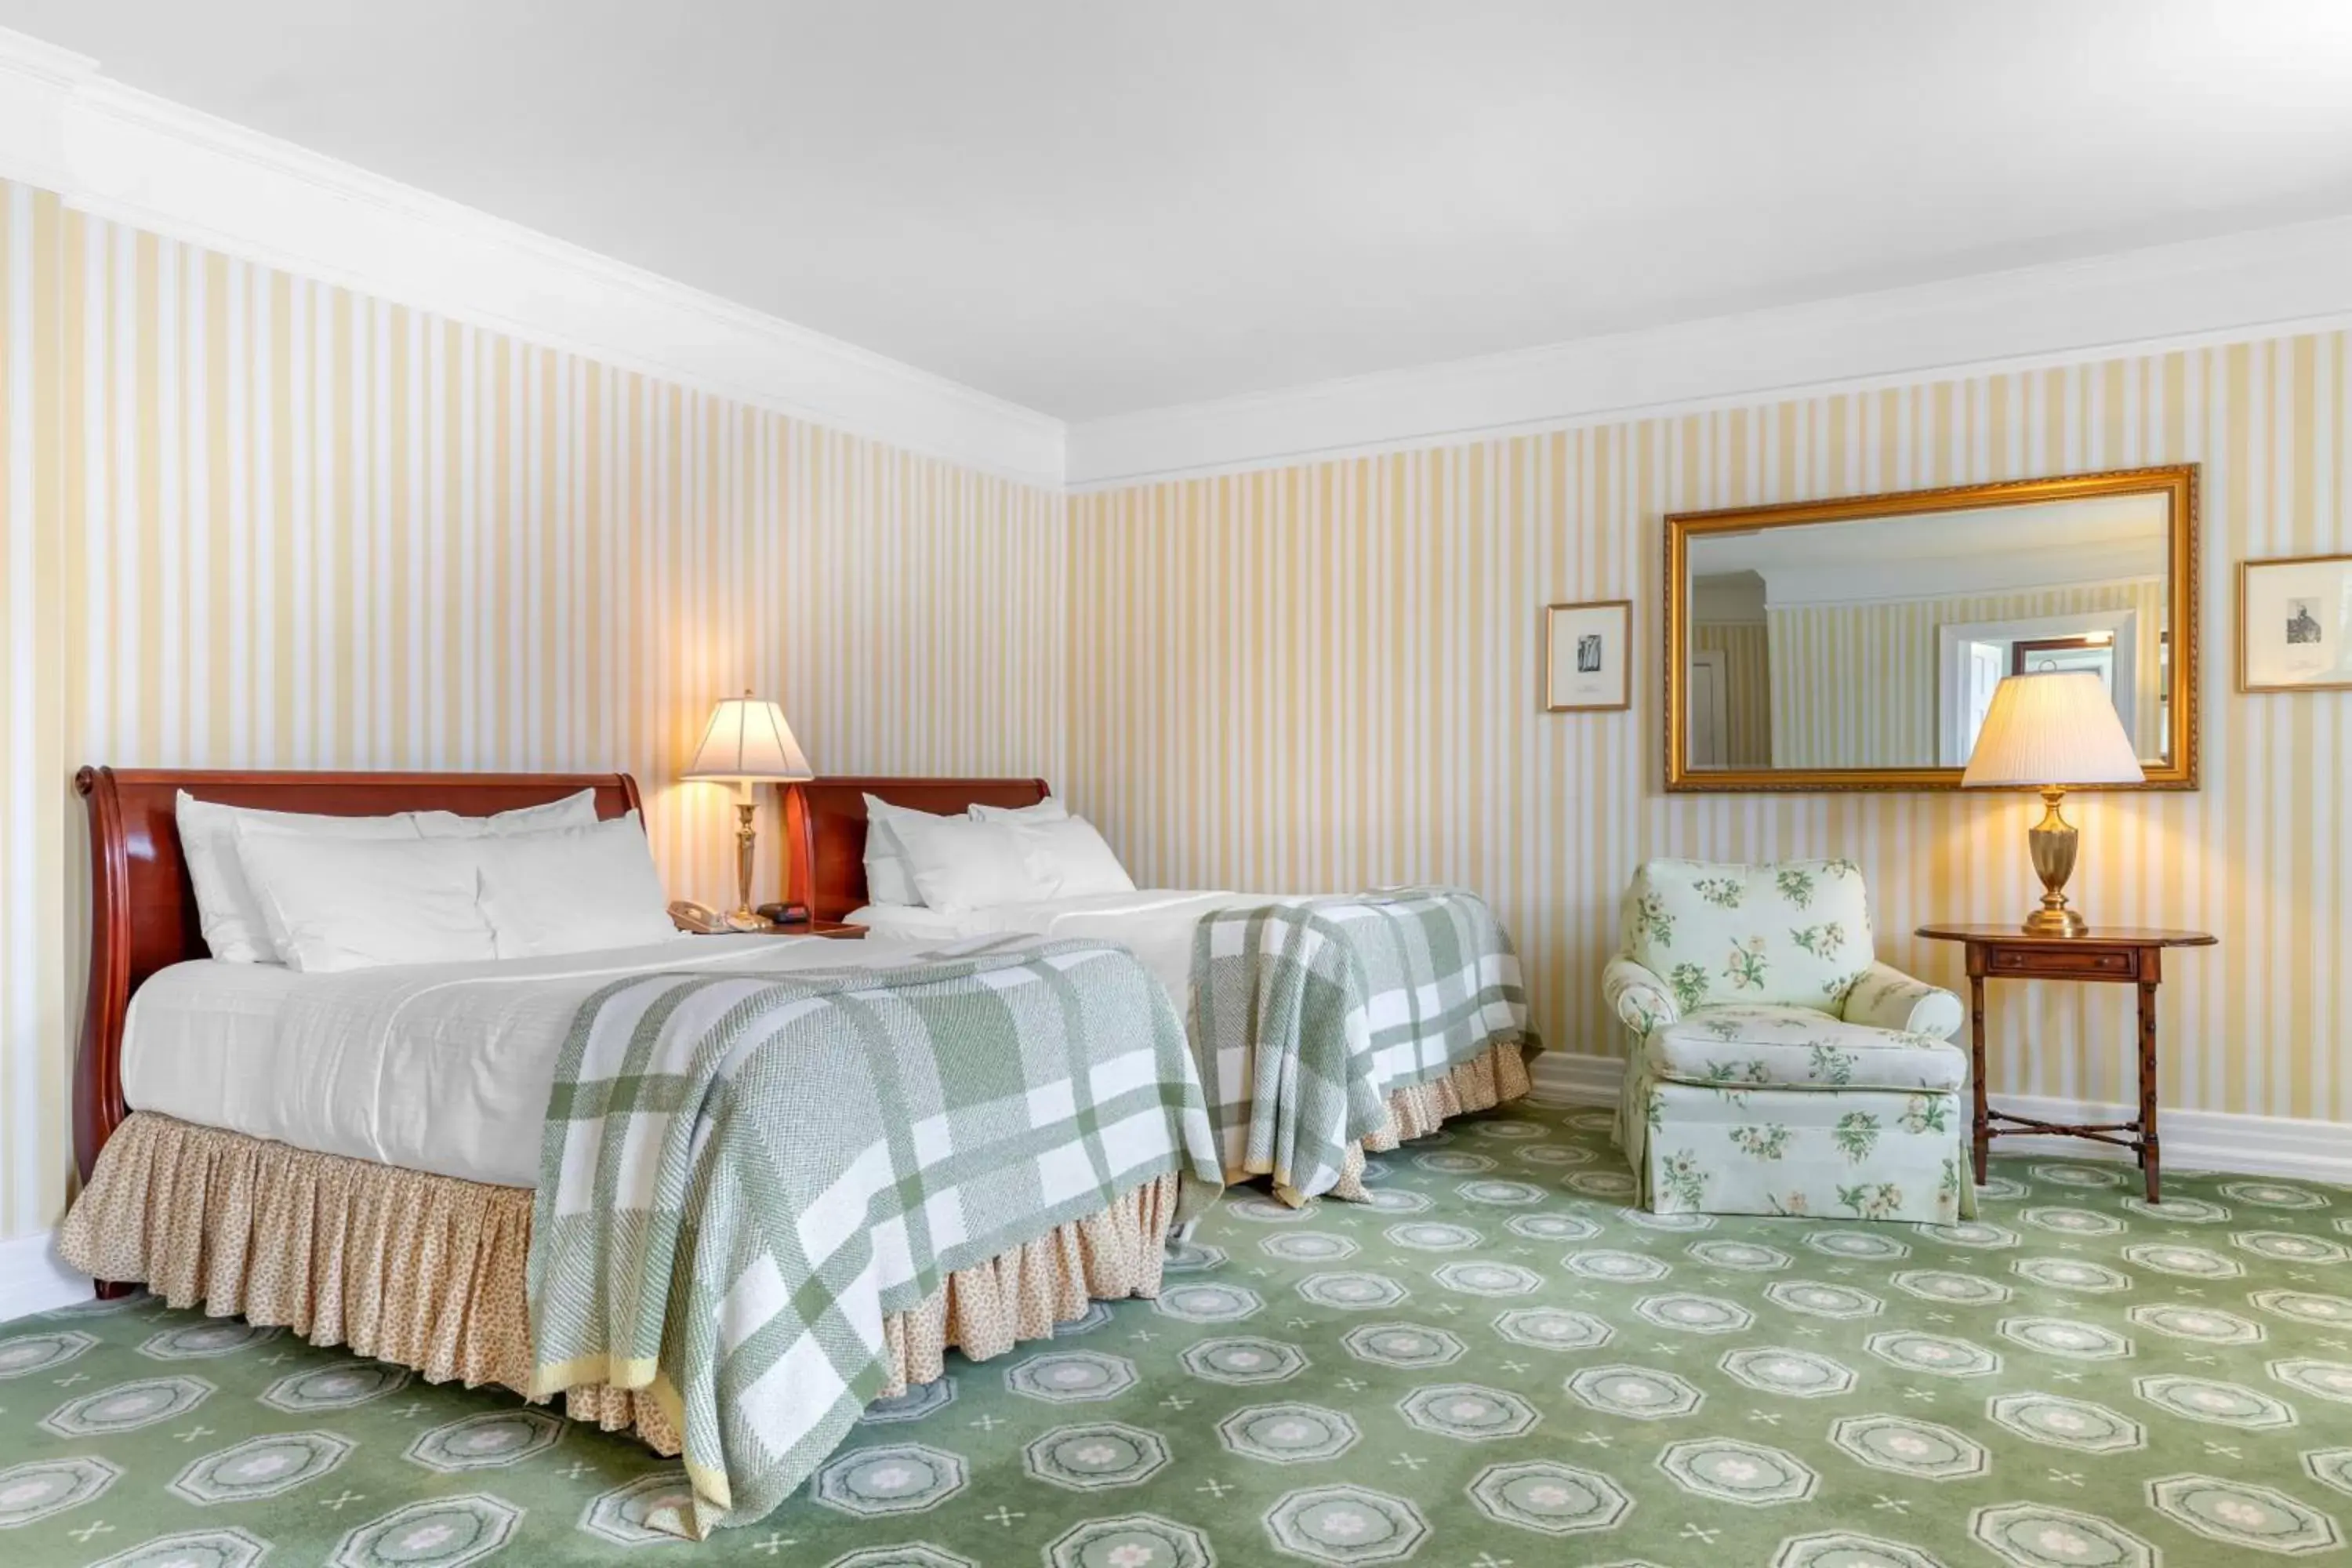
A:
851,890,1294,1006
122,935,939,1189
843,902,994,943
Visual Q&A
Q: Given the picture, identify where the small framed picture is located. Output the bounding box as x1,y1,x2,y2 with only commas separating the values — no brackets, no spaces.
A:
2240,554,2352,692
1544,599,1633,711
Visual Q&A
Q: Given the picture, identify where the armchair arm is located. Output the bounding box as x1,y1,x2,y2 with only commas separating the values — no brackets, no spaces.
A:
1840,960,1964,1040
1603,954,1679,1038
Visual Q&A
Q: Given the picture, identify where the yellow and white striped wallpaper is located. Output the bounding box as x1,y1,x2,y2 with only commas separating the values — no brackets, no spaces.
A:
1069,335,2351,1132
0,178,1068,1240
1769,579,2169,767
7,169,2350,1242
2,183,71,1251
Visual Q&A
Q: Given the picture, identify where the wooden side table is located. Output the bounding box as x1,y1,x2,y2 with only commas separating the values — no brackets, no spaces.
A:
1915,924,2214,1201
766,918,867,940
689,918,867,939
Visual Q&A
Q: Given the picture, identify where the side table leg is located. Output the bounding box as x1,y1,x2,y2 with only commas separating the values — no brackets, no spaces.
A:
1970,973,1989,1185
2137,978,2161,1203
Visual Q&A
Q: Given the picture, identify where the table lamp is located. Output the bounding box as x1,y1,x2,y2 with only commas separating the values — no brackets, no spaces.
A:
1962,670,2144,937
681,692,815,928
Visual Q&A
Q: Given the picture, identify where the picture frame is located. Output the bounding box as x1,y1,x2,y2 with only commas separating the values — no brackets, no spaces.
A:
2239,554,2352,693
1544,599,1633,712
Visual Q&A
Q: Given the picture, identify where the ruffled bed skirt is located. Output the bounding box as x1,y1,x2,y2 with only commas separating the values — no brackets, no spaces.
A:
1316,1040,1535,1200
57,1112,1181,1452
1370,1039,1534,1149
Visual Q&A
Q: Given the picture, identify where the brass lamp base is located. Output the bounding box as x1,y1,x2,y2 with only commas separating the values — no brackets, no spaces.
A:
729,797,771,929
2022,786,2086,937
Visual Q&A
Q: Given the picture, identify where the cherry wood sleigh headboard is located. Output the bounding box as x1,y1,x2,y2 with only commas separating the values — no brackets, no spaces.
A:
72,767,644,1188
779,775,1051,922
74,768,1045,1189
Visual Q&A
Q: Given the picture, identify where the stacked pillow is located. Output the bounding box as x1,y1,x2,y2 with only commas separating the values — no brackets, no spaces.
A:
179,789,679,973
861,793,1136,916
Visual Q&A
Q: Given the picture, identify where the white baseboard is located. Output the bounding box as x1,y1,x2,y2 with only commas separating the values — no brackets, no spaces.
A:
3,1062,2335,1329
1526,1051,2352,1185
0,1231,92,1323
1529,1050,1624,1108
1981,1092,2352,1185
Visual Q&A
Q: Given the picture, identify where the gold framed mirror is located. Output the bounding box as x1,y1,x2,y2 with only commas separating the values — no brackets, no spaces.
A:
1665,464,2198,791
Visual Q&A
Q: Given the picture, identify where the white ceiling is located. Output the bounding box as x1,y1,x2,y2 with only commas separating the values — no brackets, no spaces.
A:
6,1,2352,423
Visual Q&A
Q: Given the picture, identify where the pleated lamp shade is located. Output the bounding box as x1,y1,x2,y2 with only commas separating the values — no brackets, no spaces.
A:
1962,671,2144,788
681,694,815,782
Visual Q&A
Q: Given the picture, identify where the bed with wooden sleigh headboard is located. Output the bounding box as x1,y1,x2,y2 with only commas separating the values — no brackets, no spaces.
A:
59,764,1191,1513
73,766,643,1189
772,771,1541,1210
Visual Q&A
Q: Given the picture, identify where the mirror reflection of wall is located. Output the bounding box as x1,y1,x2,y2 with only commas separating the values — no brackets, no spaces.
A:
1684,492,2171,771
1687,572,1771,768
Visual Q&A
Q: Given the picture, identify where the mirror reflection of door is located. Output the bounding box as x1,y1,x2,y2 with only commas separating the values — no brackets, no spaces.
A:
1687,649,1729,768
2012,634,2116,685
1938,614,2138,764
1965,641,2005,751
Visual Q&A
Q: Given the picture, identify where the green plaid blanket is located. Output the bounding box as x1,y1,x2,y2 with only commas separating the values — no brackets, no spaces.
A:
1188,887,1537,1201
526,938,1221,1538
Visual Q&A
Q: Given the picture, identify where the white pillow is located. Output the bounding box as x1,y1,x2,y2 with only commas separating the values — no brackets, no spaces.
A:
474,813,680,959
409,789,601,839
890,815,1054,915
862,795,961,907
1018,816,1136,898
232,830,495,973
969,796,1070,824
177,792,422,964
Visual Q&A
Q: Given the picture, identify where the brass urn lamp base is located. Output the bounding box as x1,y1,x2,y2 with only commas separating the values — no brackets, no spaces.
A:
2022,786,2086,938
728,797,771,929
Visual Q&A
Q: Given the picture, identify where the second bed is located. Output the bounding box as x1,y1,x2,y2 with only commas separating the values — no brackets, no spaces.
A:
782,776,1540,1203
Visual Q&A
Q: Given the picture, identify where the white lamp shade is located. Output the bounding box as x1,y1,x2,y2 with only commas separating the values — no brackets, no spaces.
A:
681,695,814,782
1962,671,2144,788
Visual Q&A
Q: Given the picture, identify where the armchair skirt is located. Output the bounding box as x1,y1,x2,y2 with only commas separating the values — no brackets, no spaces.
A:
1620,1070,1974,1223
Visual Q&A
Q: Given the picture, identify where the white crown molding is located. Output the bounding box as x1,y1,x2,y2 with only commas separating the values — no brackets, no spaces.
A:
0,28,93,193
1067,216,2352,491
13,24,2352,501
0,27,1065,489
1527,1052,2352,1185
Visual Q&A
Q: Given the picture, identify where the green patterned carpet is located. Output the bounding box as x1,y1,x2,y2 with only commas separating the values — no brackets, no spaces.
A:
5,1096,2351,1567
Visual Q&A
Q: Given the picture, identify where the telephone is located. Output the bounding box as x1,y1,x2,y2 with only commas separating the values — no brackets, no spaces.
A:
668,900,768,935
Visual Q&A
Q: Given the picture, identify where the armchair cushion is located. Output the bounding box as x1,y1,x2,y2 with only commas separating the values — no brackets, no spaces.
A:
1623,858,1875,1014
1646,1004,1967,1094
1603,954,1679,1036
1840,961,1964,1039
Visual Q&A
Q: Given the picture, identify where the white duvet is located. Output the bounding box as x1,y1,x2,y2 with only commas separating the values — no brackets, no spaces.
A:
122,935,942,1189
851,889,1300,1007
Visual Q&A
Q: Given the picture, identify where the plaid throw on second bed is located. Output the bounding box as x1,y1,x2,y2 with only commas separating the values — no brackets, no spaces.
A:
1189,887,1536,1202
527,937,1222,1538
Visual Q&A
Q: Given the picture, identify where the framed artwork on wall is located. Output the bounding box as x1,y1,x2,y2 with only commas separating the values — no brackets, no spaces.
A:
2240,554,2352,692
1544,599,1632,712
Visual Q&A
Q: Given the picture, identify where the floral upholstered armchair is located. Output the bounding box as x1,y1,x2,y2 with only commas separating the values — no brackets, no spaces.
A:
1607,858,1974,1224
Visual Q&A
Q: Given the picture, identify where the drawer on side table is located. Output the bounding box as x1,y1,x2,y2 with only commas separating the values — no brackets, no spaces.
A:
1988,945,2140,979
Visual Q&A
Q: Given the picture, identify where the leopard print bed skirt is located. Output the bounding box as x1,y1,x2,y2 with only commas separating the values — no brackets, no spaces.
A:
57,1112,1182,1455
1312,1040,1537,1202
